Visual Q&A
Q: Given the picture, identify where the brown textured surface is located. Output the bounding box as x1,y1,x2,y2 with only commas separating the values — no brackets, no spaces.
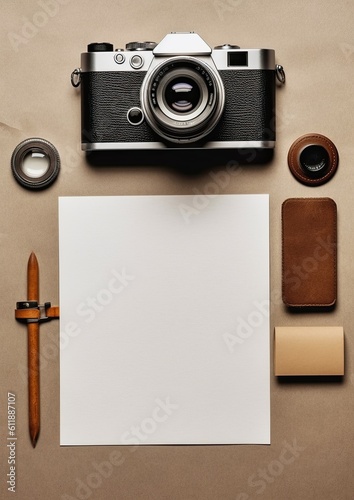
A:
282,198,337,308
2,1,354,499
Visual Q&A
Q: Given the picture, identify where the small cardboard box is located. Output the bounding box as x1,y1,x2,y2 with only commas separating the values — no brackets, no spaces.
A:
274,326,344,376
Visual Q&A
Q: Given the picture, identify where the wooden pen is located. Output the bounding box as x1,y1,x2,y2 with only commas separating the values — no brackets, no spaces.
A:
27,252,40,448
15,253,60,447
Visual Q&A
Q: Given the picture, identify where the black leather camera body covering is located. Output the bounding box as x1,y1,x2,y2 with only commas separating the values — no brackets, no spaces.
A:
81,69,276,146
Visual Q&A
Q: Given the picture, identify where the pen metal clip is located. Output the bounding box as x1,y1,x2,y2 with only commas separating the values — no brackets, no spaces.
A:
15,301,59,323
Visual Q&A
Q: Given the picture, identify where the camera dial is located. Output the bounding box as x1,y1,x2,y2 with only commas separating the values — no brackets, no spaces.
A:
87,42,113,52
126,41,157,51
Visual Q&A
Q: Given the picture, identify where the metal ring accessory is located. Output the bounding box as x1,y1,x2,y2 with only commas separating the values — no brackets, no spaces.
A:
11,138,60,190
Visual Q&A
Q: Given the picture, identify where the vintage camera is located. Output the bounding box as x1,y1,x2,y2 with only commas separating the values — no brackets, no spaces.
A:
71,33,285,151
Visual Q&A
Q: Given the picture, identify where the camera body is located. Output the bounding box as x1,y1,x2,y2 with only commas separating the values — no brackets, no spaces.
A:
76,33,279,151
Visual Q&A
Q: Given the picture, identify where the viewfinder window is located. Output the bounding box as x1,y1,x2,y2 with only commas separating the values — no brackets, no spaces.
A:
228,52,248,67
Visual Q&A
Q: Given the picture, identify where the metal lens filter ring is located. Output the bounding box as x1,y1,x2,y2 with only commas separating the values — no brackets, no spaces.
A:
287,134,338,186
11,138,60,190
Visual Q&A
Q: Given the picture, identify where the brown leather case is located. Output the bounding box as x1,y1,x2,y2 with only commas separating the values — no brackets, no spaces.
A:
282,198,337,308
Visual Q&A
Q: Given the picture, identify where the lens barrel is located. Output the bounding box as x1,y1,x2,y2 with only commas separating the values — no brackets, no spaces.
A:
141,57,225,143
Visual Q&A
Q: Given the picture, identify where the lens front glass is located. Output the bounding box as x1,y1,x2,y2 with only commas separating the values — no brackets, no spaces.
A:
300,145,329,177
21,150,50,178
164,77,201,113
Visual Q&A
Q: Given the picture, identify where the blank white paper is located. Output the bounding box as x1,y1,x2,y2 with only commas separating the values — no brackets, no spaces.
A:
59,195,270,445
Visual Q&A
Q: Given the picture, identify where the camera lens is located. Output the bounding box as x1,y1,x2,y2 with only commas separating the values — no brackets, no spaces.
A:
299,145,329,177
141,57,225,143
164,78,201,113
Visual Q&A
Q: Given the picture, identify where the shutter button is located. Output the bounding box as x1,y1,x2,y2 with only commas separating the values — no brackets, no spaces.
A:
130,55,144,69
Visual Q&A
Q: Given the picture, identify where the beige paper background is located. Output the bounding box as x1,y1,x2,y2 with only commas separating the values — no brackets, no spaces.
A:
0,1,353,499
